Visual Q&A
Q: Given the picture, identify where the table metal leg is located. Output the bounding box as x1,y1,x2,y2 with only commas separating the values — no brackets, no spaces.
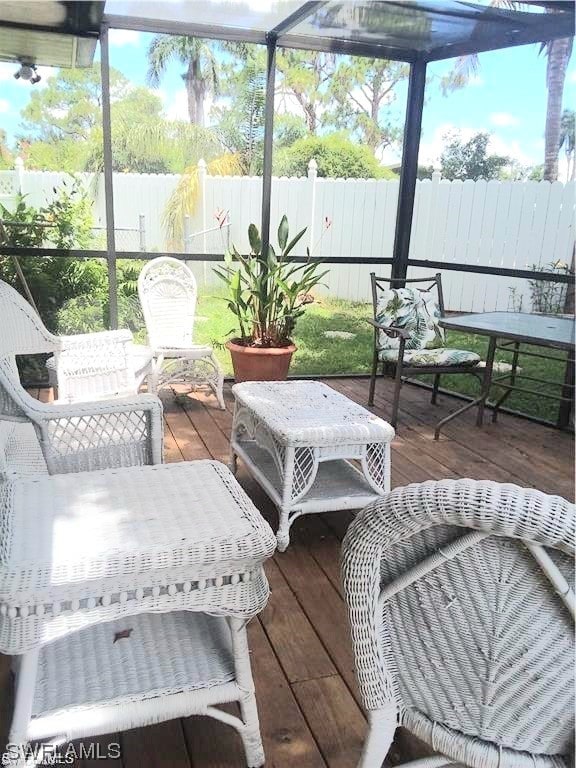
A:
492,341,520,422
558,348,575,429
476,335,497,427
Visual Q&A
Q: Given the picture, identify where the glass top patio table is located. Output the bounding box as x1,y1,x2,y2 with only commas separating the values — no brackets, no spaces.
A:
440,311,575,351
434,311,575,437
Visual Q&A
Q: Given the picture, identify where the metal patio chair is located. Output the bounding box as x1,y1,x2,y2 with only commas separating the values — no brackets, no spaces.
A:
368,273,481,428
138,257,225,409
342,478,574,768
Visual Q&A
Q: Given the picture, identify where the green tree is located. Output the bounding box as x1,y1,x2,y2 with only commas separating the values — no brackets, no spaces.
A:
147,35,219,126
0,180,104,328
273,133,396,179
440,132,509,181
213,58,266,174
275,50,334,134
327,58,408,153
20,64,129,144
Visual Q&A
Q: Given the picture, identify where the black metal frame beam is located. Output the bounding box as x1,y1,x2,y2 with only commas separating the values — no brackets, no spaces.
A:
99,23,118,329
391,60,426,285
4,248,571,285
260,37,277,256
260,2,324,253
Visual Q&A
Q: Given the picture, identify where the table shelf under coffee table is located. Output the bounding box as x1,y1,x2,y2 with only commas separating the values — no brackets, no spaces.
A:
230,381,395,550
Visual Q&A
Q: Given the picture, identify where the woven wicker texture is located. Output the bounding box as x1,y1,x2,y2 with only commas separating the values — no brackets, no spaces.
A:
0,279,152,403
138,257,224,408
342,480,574,766
138,257,198,350
0,422,48,480
34,611,234,716
0,356,163,476
0,460,276,652
232,381,395,447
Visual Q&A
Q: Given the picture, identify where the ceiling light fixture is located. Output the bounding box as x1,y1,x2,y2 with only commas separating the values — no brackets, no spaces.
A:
14,62,41,85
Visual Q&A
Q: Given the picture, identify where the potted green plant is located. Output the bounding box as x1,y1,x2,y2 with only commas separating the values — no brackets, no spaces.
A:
213,215,328,382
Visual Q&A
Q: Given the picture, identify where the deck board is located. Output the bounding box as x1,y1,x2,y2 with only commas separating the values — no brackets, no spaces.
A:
4,377,573,767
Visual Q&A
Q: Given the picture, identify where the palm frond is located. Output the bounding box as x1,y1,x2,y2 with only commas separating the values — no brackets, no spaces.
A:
162,154,242,249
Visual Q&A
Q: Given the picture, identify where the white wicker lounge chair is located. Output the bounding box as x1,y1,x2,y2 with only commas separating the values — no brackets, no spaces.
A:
138,257,225,409
0,278,153,403
0,358,275,767
342,479,574,768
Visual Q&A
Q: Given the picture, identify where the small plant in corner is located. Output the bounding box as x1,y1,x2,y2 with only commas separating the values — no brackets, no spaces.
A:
213,215,328,381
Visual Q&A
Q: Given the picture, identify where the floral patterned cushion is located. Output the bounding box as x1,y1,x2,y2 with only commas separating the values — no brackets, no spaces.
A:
378,348,481,367
375,287,444,351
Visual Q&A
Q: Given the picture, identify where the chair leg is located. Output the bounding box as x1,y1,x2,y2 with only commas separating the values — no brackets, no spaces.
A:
391,363,403,428
358,706,397,768
229,618,265,768
209,353,226,410
431,374,440,405
368,351,379,406
6,649,39,766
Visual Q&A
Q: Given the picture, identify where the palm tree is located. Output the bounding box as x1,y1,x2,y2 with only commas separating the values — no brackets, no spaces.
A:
543,36,573,180
559,108,575,181
147,36,219,126
443,3,573,181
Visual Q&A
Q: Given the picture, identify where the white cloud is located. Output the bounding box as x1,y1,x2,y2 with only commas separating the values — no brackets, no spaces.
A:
468,74,484,87
569,71,576,84
0,99,9,113
490,112,519,128
419,123,537,168
108,29,141,47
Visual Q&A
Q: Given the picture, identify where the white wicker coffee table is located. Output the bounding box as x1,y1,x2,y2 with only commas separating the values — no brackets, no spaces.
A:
1,461,276,768
230,381,395,550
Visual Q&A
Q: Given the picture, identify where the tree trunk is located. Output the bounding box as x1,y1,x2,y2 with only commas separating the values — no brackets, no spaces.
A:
185,60,197,124
544,37,573,181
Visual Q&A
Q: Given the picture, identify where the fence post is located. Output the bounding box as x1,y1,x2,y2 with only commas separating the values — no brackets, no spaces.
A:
431,169,442,184
198,158,207,284
14,157,24,195
139,214,146,252
308,158,318,254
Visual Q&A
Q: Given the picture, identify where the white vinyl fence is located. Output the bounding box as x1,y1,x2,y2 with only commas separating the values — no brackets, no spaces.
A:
1,160,573,313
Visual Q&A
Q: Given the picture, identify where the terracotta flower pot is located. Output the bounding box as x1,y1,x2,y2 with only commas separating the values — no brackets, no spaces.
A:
226,340,296,383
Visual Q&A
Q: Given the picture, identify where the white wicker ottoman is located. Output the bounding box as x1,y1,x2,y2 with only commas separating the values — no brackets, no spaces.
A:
1,460,276,768
230,381,395,550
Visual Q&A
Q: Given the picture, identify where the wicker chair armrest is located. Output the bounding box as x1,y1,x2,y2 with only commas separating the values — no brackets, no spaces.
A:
366,318,411,340
27,394,164,474
58,329,133,349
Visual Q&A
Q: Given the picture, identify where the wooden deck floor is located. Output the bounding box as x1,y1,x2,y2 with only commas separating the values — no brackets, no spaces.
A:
1,378,574,767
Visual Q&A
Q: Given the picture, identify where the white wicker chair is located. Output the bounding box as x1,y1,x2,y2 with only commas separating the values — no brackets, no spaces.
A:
0,278,153,403
0,355,163,476
0,358,275,767
342,479,574,768
138,257,225,409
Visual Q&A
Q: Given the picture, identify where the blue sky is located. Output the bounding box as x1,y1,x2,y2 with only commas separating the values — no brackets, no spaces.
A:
0,27,574,173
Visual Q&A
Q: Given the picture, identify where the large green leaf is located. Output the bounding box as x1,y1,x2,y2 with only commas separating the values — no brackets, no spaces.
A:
277,215,289,250
283,227,307,257
248,223,261,254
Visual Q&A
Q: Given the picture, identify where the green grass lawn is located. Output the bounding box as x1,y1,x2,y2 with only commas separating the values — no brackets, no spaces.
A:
193,288,569,424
